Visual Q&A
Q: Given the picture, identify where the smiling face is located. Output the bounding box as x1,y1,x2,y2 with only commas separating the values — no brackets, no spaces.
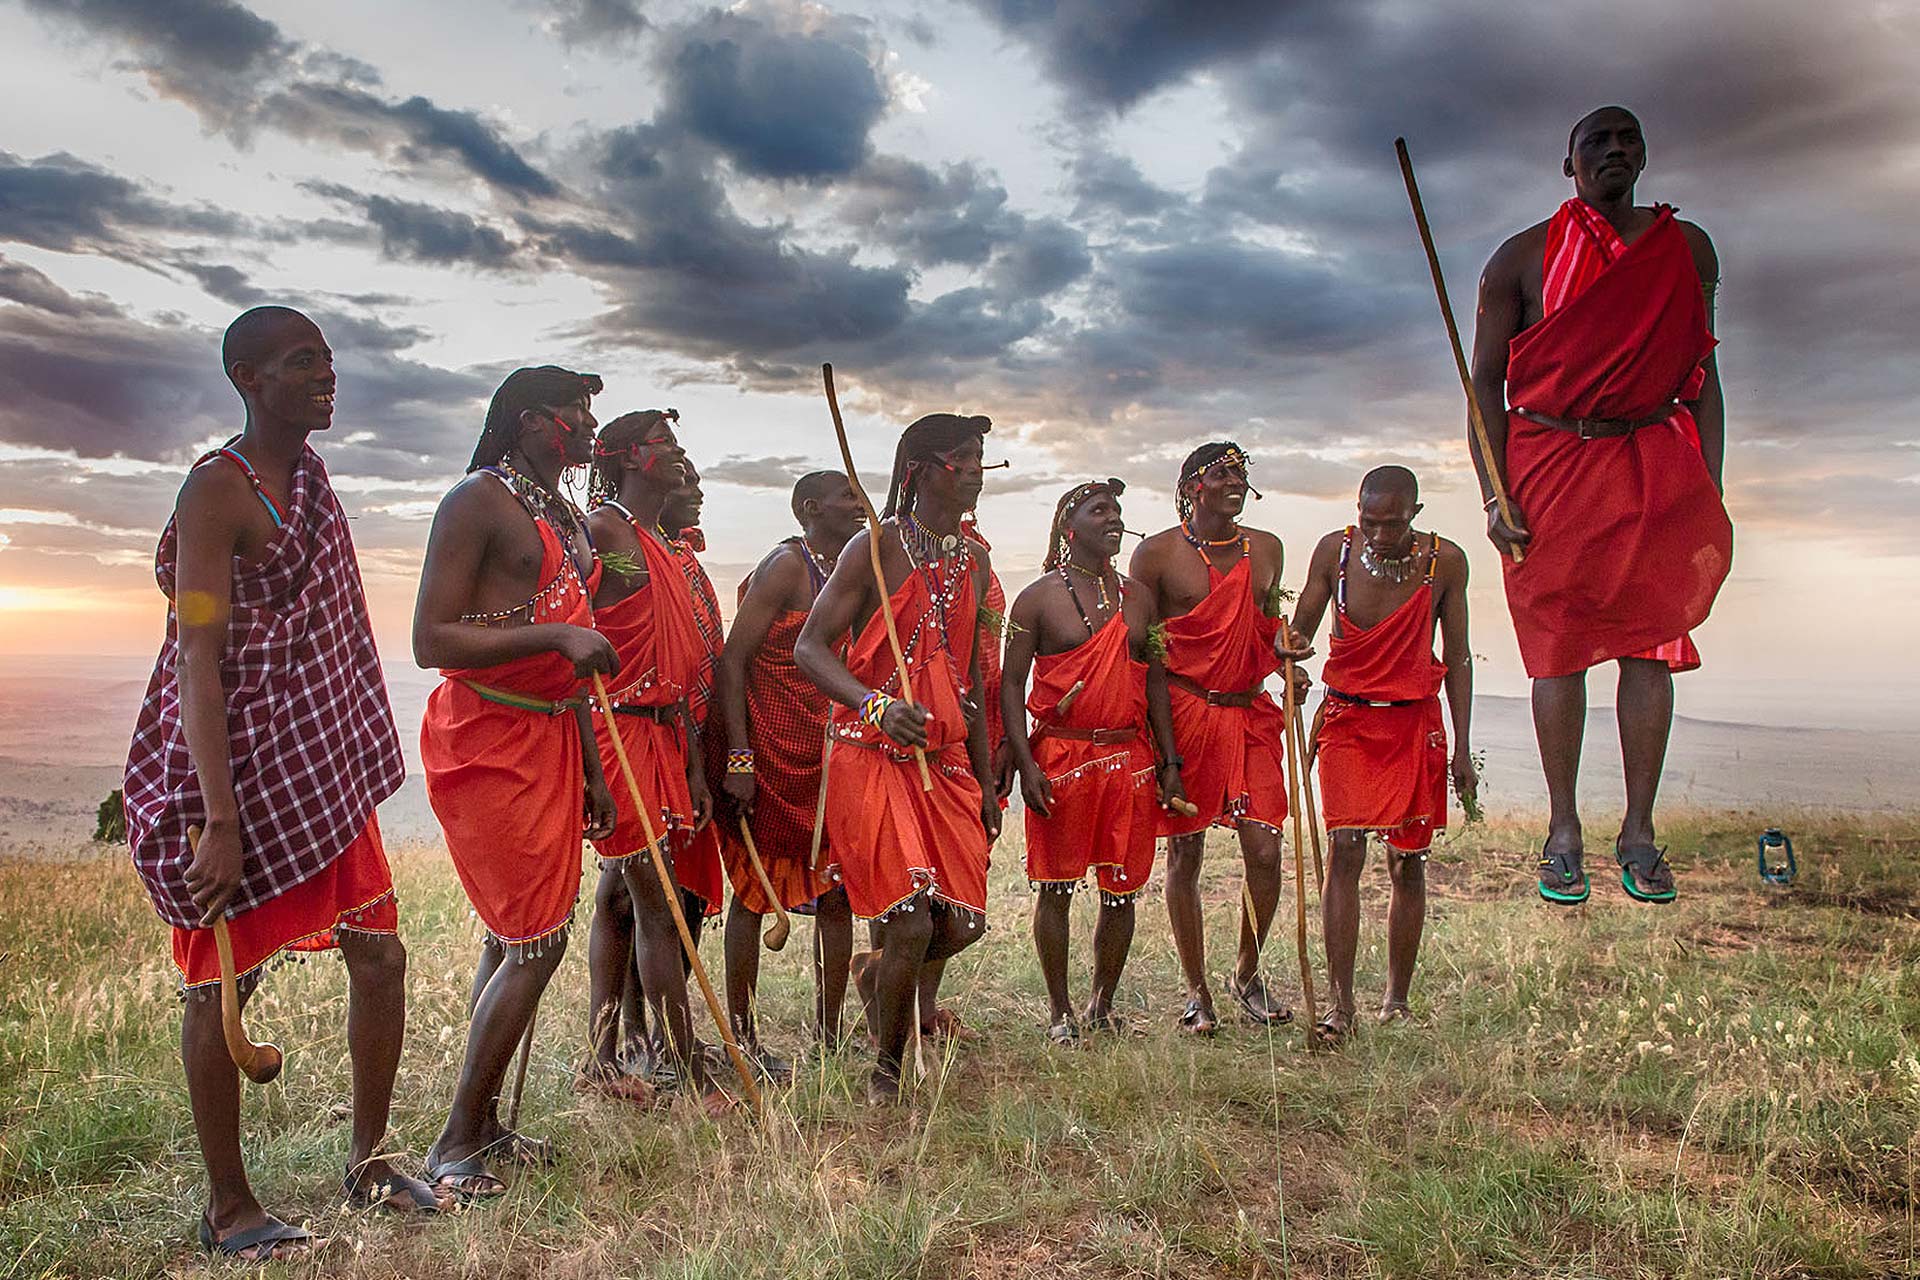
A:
1566,107,1645,204
807,476,865,543
1067,490,1125,562
232,315,335,433
526,395,599,467
664,468,704,532
1188,457,1249,521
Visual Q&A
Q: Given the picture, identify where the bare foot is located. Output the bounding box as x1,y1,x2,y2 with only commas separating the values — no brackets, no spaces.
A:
1378,1000,1413,1025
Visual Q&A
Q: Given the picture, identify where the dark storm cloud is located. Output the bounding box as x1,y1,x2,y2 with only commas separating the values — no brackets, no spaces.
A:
535,0,648,47
659,7,888,180
0,256,119,318
0,152,244,258
260,86,557,199
699,454,821,490
301,184,522,270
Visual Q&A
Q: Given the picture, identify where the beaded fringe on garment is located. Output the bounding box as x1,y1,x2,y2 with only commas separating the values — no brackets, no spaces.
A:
177,888,398,1003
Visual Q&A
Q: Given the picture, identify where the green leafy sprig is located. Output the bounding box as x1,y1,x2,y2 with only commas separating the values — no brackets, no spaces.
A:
978,604,1024,638
1453,748,1488,825
1261,581,1297,620
1145,621,1169,662
599,551,644,583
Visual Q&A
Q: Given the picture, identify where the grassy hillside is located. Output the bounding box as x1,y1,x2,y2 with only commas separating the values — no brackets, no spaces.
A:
2,811,1917,1277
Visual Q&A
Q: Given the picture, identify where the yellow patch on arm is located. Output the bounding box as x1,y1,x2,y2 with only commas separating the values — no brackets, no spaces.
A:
175,590,223,628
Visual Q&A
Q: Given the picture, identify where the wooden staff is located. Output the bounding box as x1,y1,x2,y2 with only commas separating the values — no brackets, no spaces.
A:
188,826,284,1085
1394,136,1523,565
1280,662,1319,1032
505,1009,535,1132
591,675,764,1116
809,723,835,871
1288,698,1326,889
736,818,792,951
822,363,933,792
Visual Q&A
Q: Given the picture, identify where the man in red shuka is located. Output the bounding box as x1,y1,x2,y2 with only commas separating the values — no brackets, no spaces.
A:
126,307,446,1260
1288,467,1476,1045
716,471,863,1071
1471,106,1730,907
795,413,1001,1103
1130,442,1313,1036
1001,479,1186,1043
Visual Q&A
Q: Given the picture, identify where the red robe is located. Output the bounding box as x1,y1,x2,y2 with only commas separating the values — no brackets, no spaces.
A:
670,534,727,913
824,558,989,922
718,555,836,914
1023,610,1157,899
1157,555,1290,836
422,513,598,951
1503,200,1732,678
1316,530,1449,852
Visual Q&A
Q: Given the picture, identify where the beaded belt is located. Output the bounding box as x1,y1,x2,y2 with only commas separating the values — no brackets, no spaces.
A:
1323,686,1423,709
1168,673,1258,708
458,680,584,716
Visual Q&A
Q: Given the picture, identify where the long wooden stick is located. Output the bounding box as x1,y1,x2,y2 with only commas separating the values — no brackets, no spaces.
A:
1289,699,1325,889
1280,661,1319,1032
1394,137,1523,565
809,723,835,871
592,675,764,1116
188,826,283,1085
821,363,933,792
505,1008,535,1132
736,819,792,951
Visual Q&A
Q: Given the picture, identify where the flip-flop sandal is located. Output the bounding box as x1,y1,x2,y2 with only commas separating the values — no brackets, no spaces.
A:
1615,839,1678,904
425,1154,507,1203
1177,997,1218,1037
1377,1001,1412,1025
1045,1016,1081,1046
199,1211,322,1260
1083,1009,1139,1036
924,1007,978,1043
574,1069,660,1107
1224,973,1294,1027
341,1168,447,1214
1312,1007,1355,1047
483,1128,558,1167
1537,846,1590,905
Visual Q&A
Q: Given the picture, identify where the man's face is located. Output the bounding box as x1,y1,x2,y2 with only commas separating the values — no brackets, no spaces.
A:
922,435,986,512
810,478,865,542
665,475,704,530
1567,110,1645,201
526,396,598,466
241,319,335,432
1068,491,1125,561
1188,457,1249,520
636,420,690,489
1357,490,1421,558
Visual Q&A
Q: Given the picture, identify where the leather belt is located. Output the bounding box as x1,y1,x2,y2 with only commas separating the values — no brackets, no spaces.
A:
458,680,584,716
1168,672,1258,708
612,702,680,723
1324,686,1423,709
1513,405,1678,440
1031,724,1137,746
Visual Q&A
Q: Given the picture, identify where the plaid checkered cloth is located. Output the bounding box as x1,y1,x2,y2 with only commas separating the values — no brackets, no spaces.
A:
670,531,723,726
124,446,405,929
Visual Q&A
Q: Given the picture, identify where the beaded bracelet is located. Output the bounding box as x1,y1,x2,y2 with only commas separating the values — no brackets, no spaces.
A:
726,748,756,775
858,689,895,728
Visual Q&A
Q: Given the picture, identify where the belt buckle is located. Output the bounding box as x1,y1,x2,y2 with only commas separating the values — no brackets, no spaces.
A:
1576,417,1600,440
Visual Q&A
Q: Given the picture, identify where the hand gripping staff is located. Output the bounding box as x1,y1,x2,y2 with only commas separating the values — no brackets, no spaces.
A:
590,674,765,1117
736,818,793,951
187,826,284,1085
822,363,934,793
1395,137,1523,565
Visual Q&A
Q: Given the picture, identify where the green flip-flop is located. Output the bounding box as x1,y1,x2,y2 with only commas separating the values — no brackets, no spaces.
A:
1616,840,1678,904
1537,846,1590,905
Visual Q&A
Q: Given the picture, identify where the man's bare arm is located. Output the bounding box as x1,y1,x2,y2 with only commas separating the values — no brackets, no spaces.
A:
1436,540,1474,789
171,465,251,919
1471,236,1533,552
1288,532,1340,647
999,582,1046,811
1682,222,1725,491
719,550,803,754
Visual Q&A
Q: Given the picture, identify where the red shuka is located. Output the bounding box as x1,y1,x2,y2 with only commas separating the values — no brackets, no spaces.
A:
1023,611,1157,899
1316,530,1449,852
719,557,836,914
824,557,989,922
422,507,598,950
669,534,727,912
1157,554,1290,837
1502,200,1732,678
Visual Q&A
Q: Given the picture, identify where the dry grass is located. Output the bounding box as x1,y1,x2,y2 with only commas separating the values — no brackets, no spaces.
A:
2,809,1918,1277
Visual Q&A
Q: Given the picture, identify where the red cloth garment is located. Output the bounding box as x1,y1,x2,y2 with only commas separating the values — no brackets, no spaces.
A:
1502,200,1731,678
1316,530,1449,852
824,554,989,922
666,535,727,912
1157,554,1290,836
173,816,397,995
719,551,836,913
980,567,1007,761
126,444,406,930
1023,611,1157,899
422,504,598,950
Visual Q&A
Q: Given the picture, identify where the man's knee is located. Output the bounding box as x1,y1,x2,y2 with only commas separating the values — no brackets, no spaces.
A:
1329,831,1367,879
596,865,635,920
343,930,407,986
878,901,935,953
1240,827,1283,874
1166,834,1206,879
1387,848,1428,888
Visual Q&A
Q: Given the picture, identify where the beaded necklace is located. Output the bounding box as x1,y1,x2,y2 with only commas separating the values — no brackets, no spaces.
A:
1180,519,1248,574
1058,560,1120,636
896,512,971,663
498,454,592,579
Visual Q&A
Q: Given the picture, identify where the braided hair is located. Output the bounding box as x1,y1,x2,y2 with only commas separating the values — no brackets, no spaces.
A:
1045,478,1125,571
882,412,992,520
1176,440,1251,522
468,365,603,472
587,408,678,506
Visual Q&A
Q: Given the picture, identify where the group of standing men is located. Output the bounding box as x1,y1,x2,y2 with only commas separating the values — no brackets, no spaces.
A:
122,105,1729,1259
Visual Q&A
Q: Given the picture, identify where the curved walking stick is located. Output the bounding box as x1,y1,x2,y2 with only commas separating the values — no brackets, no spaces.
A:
188,826,284,1085
1288,699,1325,890
736,818,792,951
505,1007,536,1132
1395,137,1523,565
822,363,933,793
592,675,764,1117
1280,662,1319,1033
809,723,834,871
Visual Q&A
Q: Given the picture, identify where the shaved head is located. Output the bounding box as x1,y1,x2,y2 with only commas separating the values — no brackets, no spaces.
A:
1359,465,1419,504
1568,105,1641,157
221,305,318,392
791,469,847,520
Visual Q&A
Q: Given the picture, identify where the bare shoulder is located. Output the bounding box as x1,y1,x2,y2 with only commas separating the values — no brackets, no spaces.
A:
440,470,513,521
1311,527,1346,562
1675,217,1719,279
1432,534,1471,583
586,501,630,545
750,541,806,599
1010,573,1057,618
1486,218,1550,277
1245,526,1285,558
175,453,252,523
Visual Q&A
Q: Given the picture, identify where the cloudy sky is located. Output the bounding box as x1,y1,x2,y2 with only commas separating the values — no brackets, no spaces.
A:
2,0,1916,727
